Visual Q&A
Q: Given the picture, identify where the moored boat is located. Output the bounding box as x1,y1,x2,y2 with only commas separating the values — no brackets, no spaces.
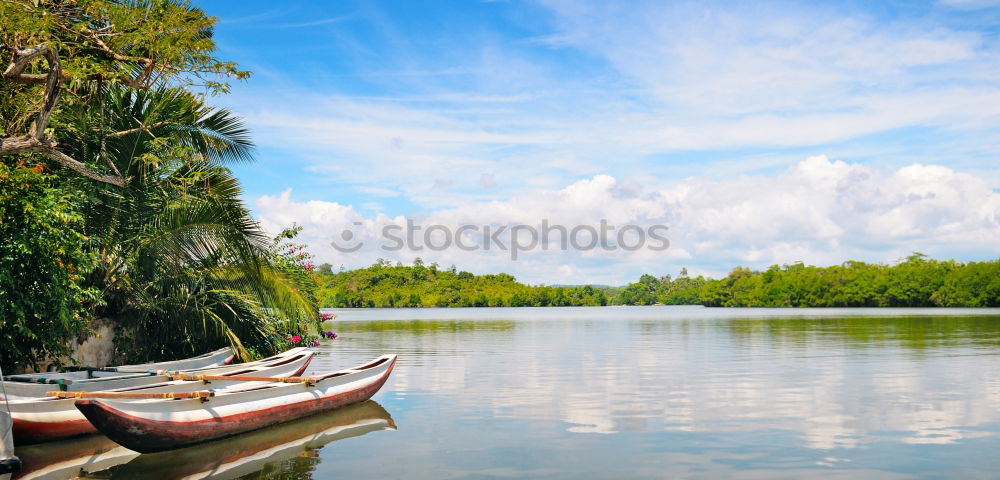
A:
1,348,292,400
8,349,314,444
106,347,237,373
5,347,234,383
76,354,397,453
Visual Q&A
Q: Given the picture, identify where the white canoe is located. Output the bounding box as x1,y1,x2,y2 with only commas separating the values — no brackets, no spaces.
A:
8,348,314,444
77,354,397,453
0,347,294,400
6,347,235,383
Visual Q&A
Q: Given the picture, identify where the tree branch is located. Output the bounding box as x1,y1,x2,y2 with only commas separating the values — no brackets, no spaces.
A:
0,136,126,187
108,121,172,138
122,60,156,89
100,139,123,178
3,44,50,85
87,30,156,89
32,46,62,140
1,42,125,186
0,0,34,14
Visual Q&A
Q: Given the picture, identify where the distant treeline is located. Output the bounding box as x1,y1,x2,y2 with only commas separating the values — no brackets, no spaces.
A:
316,255,1000,308
624,255,1000,307
317,259,611,307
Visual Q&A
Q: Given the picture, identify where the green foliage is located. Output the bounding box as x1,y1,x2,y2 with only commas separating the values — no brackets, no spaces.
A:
318,259,610,308
69,86,317,362
321,256,999,309
612,270,709,305
1,0,249,138
0,162,99,371
1,2,321,368
268,224,323,329
696,256,1000,307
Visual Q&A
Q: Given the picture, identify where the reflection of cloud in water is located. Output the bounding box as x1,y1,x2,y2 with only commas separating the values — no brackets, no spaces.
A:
325,308,1000,452
653,450,912,480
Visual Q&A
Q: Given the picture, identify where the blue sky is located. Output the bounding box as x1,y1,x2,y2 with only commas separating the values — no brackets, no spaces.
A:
200,0,1000,284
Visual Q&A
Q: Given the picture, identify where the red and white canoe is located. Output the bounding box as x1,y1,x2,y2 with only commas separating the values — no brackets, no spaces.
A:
1,347,236,400
0,348,303,400
76,354,397,453
108,347,237,373
6,347,235,382
8,349,314,444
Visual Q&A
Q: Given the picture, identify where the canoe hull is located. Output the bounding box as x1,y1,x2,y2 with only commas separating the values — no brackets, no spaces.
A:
5,347,235,384
10,349,313,444
77,355,396,453
3,347,310,401
11,417,96,445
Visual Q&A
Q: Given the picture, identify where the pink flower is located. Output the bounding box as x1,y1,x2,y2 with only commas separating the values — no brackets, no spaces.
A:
290,335,302,344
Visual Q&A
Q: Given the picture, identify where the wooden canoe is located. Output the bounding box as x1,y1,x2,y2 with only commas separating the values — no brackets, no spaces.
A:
77,354,397,453
1,348,298,400
8,349,314,444
5,347,235,383
105,347,237,373
1,347,236,399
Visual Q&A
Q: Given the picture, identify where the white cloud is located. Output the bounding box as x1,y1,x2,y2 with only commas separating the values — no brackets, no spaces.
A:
255,157,1000,284
220,0,1000,213
222,1,1000,283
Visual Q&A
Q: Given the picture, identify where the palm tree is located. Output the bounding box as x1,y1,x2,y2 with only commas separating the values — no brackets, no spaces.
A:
58,85,318,362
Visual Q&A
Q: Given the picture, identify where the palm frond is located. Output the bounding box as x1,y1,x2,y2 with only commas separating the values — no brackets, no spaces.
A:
69,85,315,363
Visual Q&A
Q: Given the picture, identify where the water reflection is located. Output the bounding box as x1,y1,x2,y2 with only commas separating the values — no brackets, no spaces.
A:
316,307,1000,477
13,435,137,480
93,400,394,479
11,400,393,480
13,307,1000,478
723,316,1000,351
337,318,516,334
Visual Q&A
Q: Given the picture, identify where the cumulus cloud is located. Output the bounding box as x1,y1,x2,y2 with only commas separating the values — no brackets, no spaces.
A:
219,0,1000,216
255,157,1000,284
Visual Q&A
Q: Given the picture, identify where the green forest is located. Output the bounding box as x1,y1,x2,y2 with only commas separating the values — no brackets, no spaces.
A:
318,255,1000,308
1,1,320,371
317,259,611,307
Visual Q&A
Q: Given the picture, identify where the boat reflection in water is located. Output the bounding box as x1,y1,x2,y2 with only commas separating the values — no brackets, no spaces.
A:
91,400,395,479
13,435,138,480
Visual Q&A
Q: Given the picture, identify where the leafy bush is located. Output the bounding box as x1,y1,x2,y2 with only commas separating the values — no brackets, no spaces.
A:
0,162,99,371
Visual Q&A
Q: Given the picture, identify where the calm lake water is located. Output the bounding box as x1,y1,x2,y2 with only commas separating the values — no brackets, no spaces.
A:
13,306,1000,479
